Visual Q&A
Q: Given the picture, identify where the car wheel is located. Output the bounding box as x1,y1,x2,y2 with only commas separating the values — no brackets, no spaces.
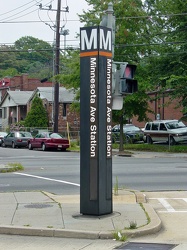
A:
2,141,6,147
169,136,176,146
42,143,47,151
146,135,153,144
12,142,16,148
28,142,33,150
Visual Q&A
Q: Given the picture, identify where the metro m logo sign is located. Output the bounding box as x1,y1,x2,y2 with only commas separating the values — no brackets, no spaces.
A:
80,26,112,52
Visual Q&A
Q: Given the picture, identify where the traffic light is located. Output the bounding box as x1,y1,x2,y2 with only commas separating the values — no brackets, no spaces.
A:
119,64,138,94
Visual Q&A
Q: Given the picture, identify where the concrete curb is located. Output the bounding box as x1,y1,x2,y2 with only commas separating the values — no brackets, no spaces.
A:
0,203,161,239
122,203,162,238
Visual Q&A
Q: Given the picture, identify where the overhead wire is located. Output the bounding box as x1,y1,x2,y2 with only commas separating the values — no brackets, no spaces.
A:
0,0,37,17
0,2,186,58
0,0,55,22
0,2,39,22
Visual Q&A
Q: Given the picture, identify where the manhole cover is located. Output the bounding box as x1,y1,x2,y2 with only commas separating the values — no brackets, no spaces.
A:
24,203,53,209
115,242,177,250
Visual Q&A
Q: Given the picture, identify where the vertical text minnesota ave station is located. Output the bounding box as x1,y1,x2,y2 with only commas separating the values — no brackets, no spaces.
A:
90,57,112,158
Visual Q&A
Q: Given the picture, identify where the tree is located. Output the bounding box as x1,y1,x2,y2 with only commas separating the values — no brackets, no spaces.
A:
0,36,54,80
57,49,80,112
79,0,148,63
0,45,19,77
24,95,48,127
14,36,54,80
140,0,187,113
60,1,150,115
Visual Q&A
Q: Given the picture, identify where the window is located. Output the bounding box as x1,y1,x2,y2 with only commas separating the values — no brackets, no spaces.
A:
3,107,7,119
8,133,14,138
49,133,62,139
145,123,151,130
152,123,159,130
63,103,67,117
166,121,186,129
160,123,167,131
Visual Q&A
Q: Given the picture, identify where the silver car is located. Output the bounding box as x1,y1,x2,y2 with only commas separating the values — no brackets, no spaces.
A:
2,131,33,148
143,120,187,145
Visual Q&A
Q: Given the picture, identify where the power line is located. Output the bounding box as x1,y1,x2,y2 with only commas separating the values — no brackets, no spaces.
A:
0,0,37,17
116,41,187,48
0,0,55,22
0,3,38,22
116,12,187,20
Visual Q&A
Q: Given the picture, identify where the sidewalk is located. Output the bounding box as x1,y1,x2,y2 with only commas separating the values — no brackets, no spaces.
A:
113,149,187,159
0,190,161,239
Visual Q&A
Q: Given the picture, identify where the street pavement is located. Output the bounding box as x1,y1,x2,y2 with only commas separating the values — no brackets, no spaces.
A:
0,150,187,249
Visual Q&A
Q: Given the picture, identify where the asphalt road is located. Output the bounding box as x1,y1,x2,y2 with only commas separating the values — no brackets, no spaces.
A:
0,147,187,194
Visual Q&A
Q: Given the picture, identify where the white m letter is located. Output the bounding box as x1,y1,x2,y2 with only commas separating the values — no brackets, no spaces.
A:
100,29,112,50
81,29,98,50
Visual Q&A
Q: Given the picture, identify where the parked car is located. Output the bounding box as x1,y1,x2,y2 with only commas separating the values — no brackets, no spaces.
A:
2,131,33,148
112,124,144,143
27,132,70,151
143,119,187,145
0,132,8,146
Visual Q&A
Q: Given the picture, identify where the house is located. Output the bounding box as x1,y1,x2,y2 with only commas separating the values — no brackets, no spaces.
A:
0,90,33,128
30,87,79,131
0,86,79,132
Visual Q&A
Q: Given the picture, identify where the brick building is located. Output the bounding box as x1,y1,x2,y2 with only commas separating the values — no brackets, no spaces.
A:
0,74,53,101
132,90,185,128
0,75,80,131
1,74,184,131
30,87,79,131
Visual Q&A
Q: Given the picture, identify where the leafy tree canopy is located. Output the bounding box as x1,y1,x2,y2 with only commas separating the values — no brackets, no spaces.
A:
0,36,54,81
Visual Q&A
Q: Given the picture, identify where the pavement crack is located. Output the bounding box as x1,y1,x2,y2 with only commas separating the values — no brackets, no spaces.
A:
11,192,19,225
58,203,65,228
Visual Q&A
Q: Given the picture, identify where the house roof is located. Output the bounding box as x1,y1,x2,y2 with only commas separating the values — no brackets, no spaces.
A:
36,87,75,103
8,91,34,105
0,91,34,107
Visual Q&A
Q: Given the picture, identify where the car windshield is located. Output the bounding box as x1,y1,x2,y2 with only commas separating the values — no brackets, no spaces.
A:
165,121,186,129
49,133,63,139
17,132,27,137
22,132,32,137
0,132,7,136
123,126,140,132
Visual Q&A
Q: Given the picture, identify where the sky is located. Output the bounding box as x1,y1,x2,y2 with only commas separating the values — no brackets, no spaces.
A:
0,0,89,48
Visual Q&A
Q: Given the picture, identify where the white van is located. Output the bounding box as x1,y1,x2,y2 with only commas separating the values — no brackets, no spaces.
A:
143,120,187,145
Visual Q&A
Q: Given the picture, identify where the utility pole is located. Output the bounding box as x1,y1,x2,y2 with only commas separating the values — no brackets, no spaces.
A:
39,1,69,132
53,0,61,133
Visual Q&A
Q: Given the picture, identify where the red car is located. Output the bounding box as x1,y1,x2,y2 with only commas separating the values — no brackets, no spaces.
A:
28,132,69,151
